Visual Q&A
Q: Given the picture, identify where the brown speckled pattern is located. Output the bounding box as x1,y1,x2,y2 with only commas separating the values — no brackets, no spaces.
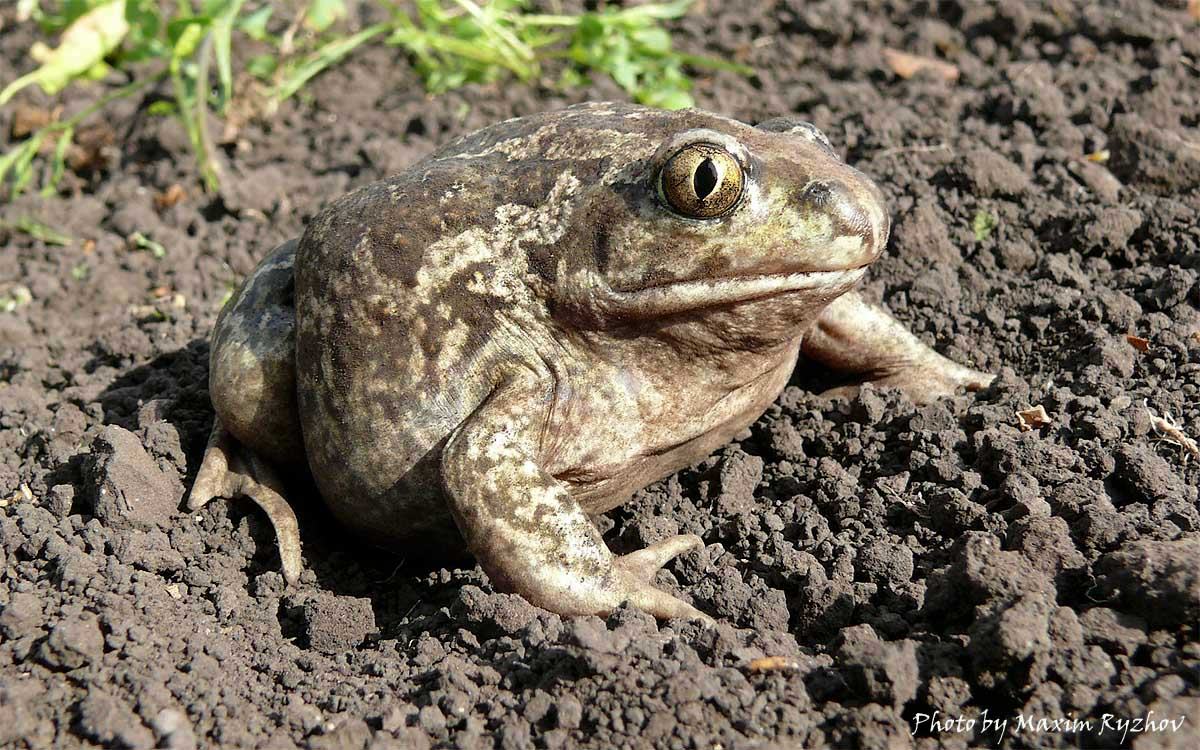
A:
207,239,304,466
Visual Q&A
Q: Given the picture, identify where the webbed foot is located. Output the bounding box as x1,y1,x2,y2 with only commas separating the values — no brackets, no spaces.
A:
188,419,303,584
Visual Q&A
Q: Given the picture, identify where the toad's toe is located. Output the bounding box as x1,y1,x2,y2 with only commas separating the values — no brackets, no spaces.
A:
190,420,303,585
614,534,711,623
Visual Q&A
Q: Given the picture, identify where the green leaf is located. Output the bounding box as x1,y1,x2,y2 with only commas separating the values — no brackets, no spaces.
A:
972,209,997,242
246,53,277,79
211,0,246,109
272,23,389,106
147,100,177,116
624,0,693,21
608,58,637,91
122,0,165,62
32,1,101,35
0,132,46,199
558,67,587,89
306,0,347,32
167,16,210,60
41,125,75,195
0,137,37,187
643,88,692,110
236,4,273,40
130,231,166,258
0,0,130,105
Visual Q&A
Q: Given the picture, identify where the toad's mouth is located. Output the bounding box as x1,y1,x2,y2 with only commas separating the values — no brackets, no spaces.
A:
602,266,868,318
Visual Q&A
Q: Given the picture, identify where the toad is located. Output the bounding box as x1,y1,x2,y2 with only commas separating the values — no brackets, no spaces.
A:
190,102,991,622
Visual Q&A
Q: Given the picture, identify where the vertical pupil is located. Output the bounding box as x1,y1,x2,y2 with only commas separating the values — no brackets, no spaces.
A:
693,157,719,200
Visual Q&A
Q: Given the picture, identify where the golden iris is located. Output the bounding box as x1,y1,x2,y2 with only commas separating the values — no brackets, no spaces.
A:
657,144,744,219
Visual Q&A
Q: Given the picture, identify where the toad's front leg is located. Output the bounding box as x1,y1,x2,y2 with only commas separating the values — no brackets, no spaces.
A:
443,374,711,622
802,290,994,403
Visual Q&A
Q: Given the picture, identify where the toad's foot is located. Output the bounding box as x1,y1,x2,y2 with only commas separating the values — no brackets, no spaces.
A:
818,358,993,403
614,535,714,624
443,374,712,623
188,419,303,584
803,290,994,404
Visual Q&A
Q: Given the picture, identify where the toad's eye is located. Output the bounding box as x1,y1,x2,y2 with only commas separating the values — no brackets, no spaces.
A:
657,143,745,220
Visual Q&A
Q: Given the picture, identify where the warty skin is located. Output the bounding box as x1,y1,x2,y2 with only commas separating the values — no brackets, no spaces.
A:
191,102,992,622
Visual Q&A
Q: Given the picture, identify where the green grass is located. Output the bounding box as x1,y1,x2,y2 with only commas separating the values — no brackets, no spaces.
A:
0,215,74,244
1,1,750,199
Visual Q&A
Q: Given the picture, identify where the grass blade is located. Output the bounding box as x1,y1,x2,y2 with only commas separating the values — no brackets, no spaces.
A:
0,216,73,245
212,0,247,108
0,132,46,198
271,22,390,107
41,125,75,195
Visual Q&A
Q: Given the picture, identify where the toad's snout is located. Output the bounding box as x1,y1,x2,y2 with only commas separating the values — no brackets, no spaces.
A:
789,173,891,272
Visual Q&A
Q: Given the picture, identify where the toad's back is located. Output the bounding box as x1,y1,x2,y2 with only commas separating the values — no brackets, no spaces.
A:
291,109,656,549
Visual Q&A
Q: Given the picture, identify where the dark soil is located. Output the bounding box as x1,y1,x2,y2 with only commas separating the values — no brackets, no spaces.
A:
3,1,1200,748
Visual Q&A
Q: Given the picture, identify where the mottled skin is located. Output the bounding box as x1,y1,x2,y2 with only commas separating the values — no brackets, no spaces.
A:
190,102,992,621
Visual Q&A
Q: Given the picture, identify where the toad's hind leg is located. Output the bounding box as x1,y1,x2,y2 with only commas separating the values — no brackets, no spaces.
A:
191,237,307,584
188,419,303,585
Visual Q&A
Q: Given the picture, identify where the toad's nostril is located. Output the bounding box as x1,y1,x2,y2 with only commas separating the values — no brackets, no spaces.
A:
798,181,871,239
792,179,885,266
799,181,834,206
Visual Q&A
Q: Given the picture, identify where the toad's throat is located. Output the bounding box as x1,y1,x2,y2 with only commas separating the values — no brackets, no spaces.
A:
603,266,868,317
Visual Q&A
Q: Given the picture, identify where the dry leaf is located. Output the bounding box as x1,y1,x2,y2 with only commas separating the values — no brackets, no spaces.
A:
1190,0,1200,22
65,123,116,172
1017,405,1052,431
882,48,959,82
1084,149,1110,163
12,103,54,138
1125,334,1149,352
747,656,801,672
155,184,187,210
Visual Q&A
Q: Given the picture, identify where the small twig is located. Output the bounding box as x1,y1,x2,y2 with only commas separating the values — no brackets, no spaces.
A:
279,8,308,56
1146,401,1200,462
874,143,951,160
376,558,408,584
746,656,801,672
